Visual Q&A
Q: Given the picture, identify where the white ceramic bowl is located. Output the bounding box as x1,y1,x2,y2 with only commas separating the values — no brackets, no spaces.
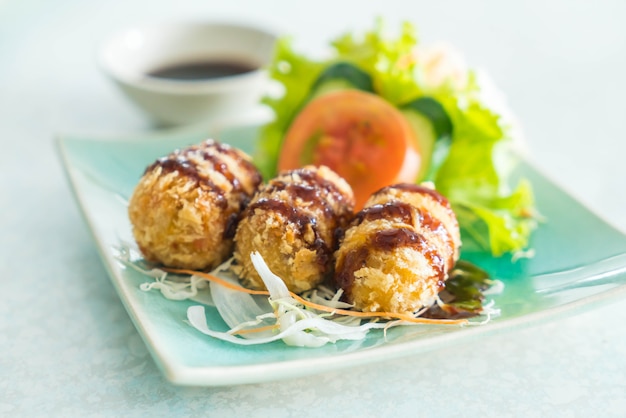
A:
99,21,278,126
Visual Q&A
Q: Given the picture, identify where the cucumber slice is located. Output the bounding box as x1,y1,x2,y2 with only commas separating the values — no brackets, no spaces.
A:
399,97,453,180
309,62,374,98
401,97,453,140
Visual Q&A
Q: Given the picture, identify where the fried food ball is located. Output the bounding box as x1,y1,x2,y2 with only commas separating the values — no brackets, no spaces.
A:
128,139,262,270
233,165,354,293
334,183,461,314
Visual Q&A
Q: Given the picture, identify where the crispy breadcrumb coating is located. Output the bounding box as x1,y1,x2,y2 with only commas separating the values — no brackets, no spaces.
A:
233,165,354,293
128,139,261,270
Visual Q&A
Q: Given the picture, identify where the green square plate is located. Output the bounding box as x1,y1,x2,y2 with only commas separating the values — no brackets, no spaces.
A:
57,124,626,386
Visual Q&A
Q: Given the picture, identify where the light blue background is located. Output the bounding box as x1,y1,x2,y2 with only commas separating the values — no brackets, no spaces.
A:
2,0,626,416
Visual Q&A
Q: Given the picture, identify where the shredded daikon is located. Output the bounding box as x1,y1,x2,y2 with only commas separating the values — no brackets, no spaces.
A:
185,252,472,347
187,305,389,347
117,243,497,348
301,286,354,310
114,242,214,305
208,268,275,339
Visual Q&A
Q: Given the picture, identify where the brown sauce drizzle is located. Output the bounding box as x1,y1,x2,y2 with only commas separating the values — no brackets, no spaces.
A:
199,152,241,192
374,183,451,208
334,246,369,300
353,201,414,226
349,199,455,269
205,140,262,191
145,140,261,237
369,184,456,269
371,227,444,285
146,140,261,196
147,155,228,209
335,227,446,297
223,213,240,240
264,181,334,219
417,209,455,269
245,198,331,270
289,168,349,208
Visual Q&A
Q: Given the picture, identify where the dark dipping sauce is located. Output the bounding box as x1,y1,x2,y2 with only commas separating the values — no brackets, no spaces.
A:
147,60,257,81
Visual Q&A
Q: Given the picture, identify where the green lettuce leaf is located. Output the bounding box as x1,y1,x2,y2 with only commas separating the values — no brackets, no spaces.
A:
433,101,538,256
331,19,423,105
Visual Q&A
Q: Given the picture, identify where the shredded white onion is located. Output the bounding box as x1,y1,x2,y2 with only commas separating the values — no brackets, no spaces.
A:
187,305,390,347
249,252,291,300
301,285,354,309
117,242,497,348
186,252,412,347
140,275,209,301
114,242,214,305
209,269,275,339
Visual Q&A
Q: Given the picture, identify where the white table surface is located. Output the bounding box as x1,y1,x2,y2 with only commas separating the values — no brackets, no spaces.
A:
2,0,626,416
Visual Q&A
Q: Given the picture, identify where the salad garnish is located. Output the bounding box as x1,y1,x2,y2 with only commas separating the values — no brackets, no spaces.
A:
255,19,539,257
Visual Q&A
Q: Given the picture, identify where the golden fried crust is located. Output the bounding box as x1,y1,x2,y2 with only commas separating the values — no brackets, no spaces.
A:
334,183,461,314
365,184,461,269
128,140,261,270
233,165,355,294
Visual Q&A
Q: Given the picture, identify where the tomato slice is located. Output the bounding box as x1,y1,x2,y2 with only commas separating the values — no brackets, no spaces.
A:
278,90,421,209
